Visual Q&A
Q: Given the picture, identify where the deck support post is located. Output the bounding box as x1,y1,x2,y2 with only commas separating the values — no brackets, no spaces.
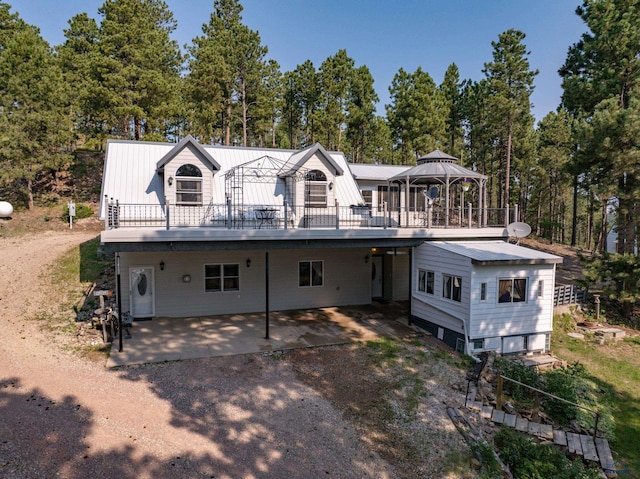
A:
265,251,270,340
408,248,412,326
116,253,123,352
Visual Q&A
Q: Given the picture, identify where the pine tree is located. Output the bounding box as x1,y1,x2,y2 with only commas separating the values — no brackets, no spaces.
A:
560,0,640,253
483,29,538,209
0,5,73,209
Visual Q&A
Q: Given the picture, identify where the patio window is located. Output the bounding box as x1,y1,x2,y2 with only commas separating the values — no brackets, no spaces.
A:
205,264,239,292
377,185,399,211
409,187,426,211
498,278,527,303
361,190,373,207
442,274,462,302
305,170,327,208
299,260,323,287
176,164,203,206
418,269,434,294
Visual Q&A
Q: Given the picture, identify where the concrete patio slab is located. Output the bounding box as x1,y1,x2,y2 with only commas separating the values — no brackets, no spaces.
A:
107,302,416,368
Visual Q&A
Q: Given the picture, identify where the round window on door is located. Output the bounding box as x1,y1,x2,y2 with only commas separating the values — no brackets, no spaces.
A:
137,273,148,296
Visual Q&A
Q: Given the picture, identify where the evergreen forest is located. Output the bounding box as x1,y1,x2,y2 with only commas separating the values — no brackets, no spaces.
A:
1,0,639,262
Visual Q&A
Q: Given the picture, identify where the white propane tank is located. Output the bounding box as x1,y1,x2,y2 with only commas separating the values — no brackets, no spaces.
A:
0,201,13,218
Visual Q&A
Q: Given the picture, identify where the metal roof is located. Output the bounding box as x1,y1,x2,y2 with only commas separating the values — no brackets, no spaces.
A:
427,241,563,265
100,139,362,217
280,142,344,176
348,163,411,181
390,149,487,182
156,135,221,171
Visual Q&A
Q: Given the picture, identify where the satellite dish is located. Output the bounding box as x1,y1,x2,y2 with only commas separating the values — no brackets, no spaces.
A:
427,186,439,199
507,222,531,244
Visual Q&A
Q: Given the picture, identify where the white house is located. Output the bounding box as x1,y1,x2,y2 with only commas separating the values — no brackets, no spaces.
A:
99,136,561,355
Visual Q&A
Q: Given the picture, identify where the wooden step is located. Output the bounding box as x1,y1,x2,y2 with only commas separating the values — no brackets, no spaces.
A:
595,437,617,478
467,400,482,411
566,432,583,455
539,424,553,440
503,413,516,428
515,416,529,432
553,429,567,447
491,409,505,424
580,435,598,462
481,405,493,419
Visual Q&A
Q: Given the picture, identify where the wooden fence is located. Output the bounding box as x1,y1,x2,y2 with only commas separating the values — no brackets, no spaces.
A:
554,284,587,306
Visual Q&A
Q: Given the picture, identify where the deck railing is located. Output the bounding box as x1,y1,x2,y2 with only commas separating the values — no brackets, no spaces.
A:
104,197,514,231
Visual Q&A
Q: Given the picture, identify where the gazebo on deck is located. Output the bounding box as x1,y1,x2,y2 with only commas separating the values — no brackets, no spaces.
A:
389,149,487,228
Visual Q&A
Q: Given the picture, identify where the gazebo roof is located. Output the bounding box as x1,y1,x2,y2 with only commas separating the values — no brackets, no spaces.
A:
389,149,486,182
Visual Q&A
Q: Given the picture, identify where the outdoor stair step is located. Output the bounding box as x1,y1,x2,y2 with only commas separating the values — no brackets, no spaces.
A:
595,437,617,478
467,401,482,411
553,429,567,447
491,409,506,424
540,424,553,440
481,405,493,419
528,422,540,436
515,416,529,432
580,435,599,462
503,413,516,428
567,432,583,455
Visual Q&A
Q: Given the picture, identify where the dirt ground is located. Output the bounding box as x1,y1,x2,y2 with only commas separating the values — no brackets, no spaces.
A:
0,224,480,478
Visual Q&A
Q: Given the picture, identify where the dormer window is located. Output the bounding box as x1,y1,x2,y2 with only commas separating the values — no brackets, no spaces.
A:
305,170,327,208
175,164,202,206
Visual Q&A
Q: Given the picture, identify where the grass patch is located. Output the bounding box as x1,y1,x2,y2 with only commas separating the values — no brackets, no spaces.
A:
366,337,402,363
552,314,640,476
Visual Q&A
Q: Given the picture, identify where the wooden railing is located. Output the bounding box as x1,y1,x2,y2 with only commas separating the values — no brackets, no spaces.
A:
554,284,587,306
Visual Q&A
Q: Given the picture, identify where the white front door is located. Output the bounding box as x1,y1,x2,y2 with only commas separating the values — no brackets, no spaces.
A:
371,255,383,298
130,267,155,318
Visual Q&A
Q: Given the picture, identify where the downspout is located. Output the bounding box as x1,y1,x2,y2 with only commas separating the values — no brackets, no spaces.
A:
462,316,481,363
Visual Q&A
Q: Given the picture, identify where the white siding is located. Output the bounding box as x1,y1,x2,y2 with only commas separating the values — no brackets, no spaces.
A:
163,144,216,206
118,247,370,317
411,241,556,354
413,242,472,324
469,264,555,338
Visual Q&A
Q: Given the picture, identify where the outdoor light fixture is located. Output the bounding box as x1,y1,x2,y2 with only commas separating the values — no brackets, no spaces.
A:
182,274,191,283
246,258,251,268
328,182,334,191
160,260,165,271
168,176,173,186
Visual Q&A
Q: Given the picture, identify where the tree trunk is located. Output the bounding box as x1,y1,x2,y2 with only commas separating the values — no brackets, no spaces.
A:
27,178,34,211
504,125,512,211
571,175,578,247
224,97,232,146
241,77,248,147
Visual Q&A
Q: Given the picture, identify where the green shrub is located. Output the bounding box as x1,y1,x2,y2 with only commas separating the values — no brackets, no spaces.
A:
543,362,615,440
495,358,540,401
62,203,93,221
494,428,601,479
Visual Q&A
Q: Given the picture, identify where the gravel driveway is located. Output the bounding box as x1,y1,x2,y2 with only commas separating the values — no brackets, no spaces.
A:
0,231,476,479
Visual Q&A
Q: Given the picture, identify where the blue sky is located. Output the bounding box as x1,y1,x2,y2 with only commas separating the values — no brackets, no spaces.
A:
10,0,587,122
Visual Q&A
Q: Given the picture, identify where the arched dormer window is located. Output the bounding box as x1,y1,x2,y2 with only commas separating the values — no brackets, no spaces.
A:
176,164,203,206
305,169,327,208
